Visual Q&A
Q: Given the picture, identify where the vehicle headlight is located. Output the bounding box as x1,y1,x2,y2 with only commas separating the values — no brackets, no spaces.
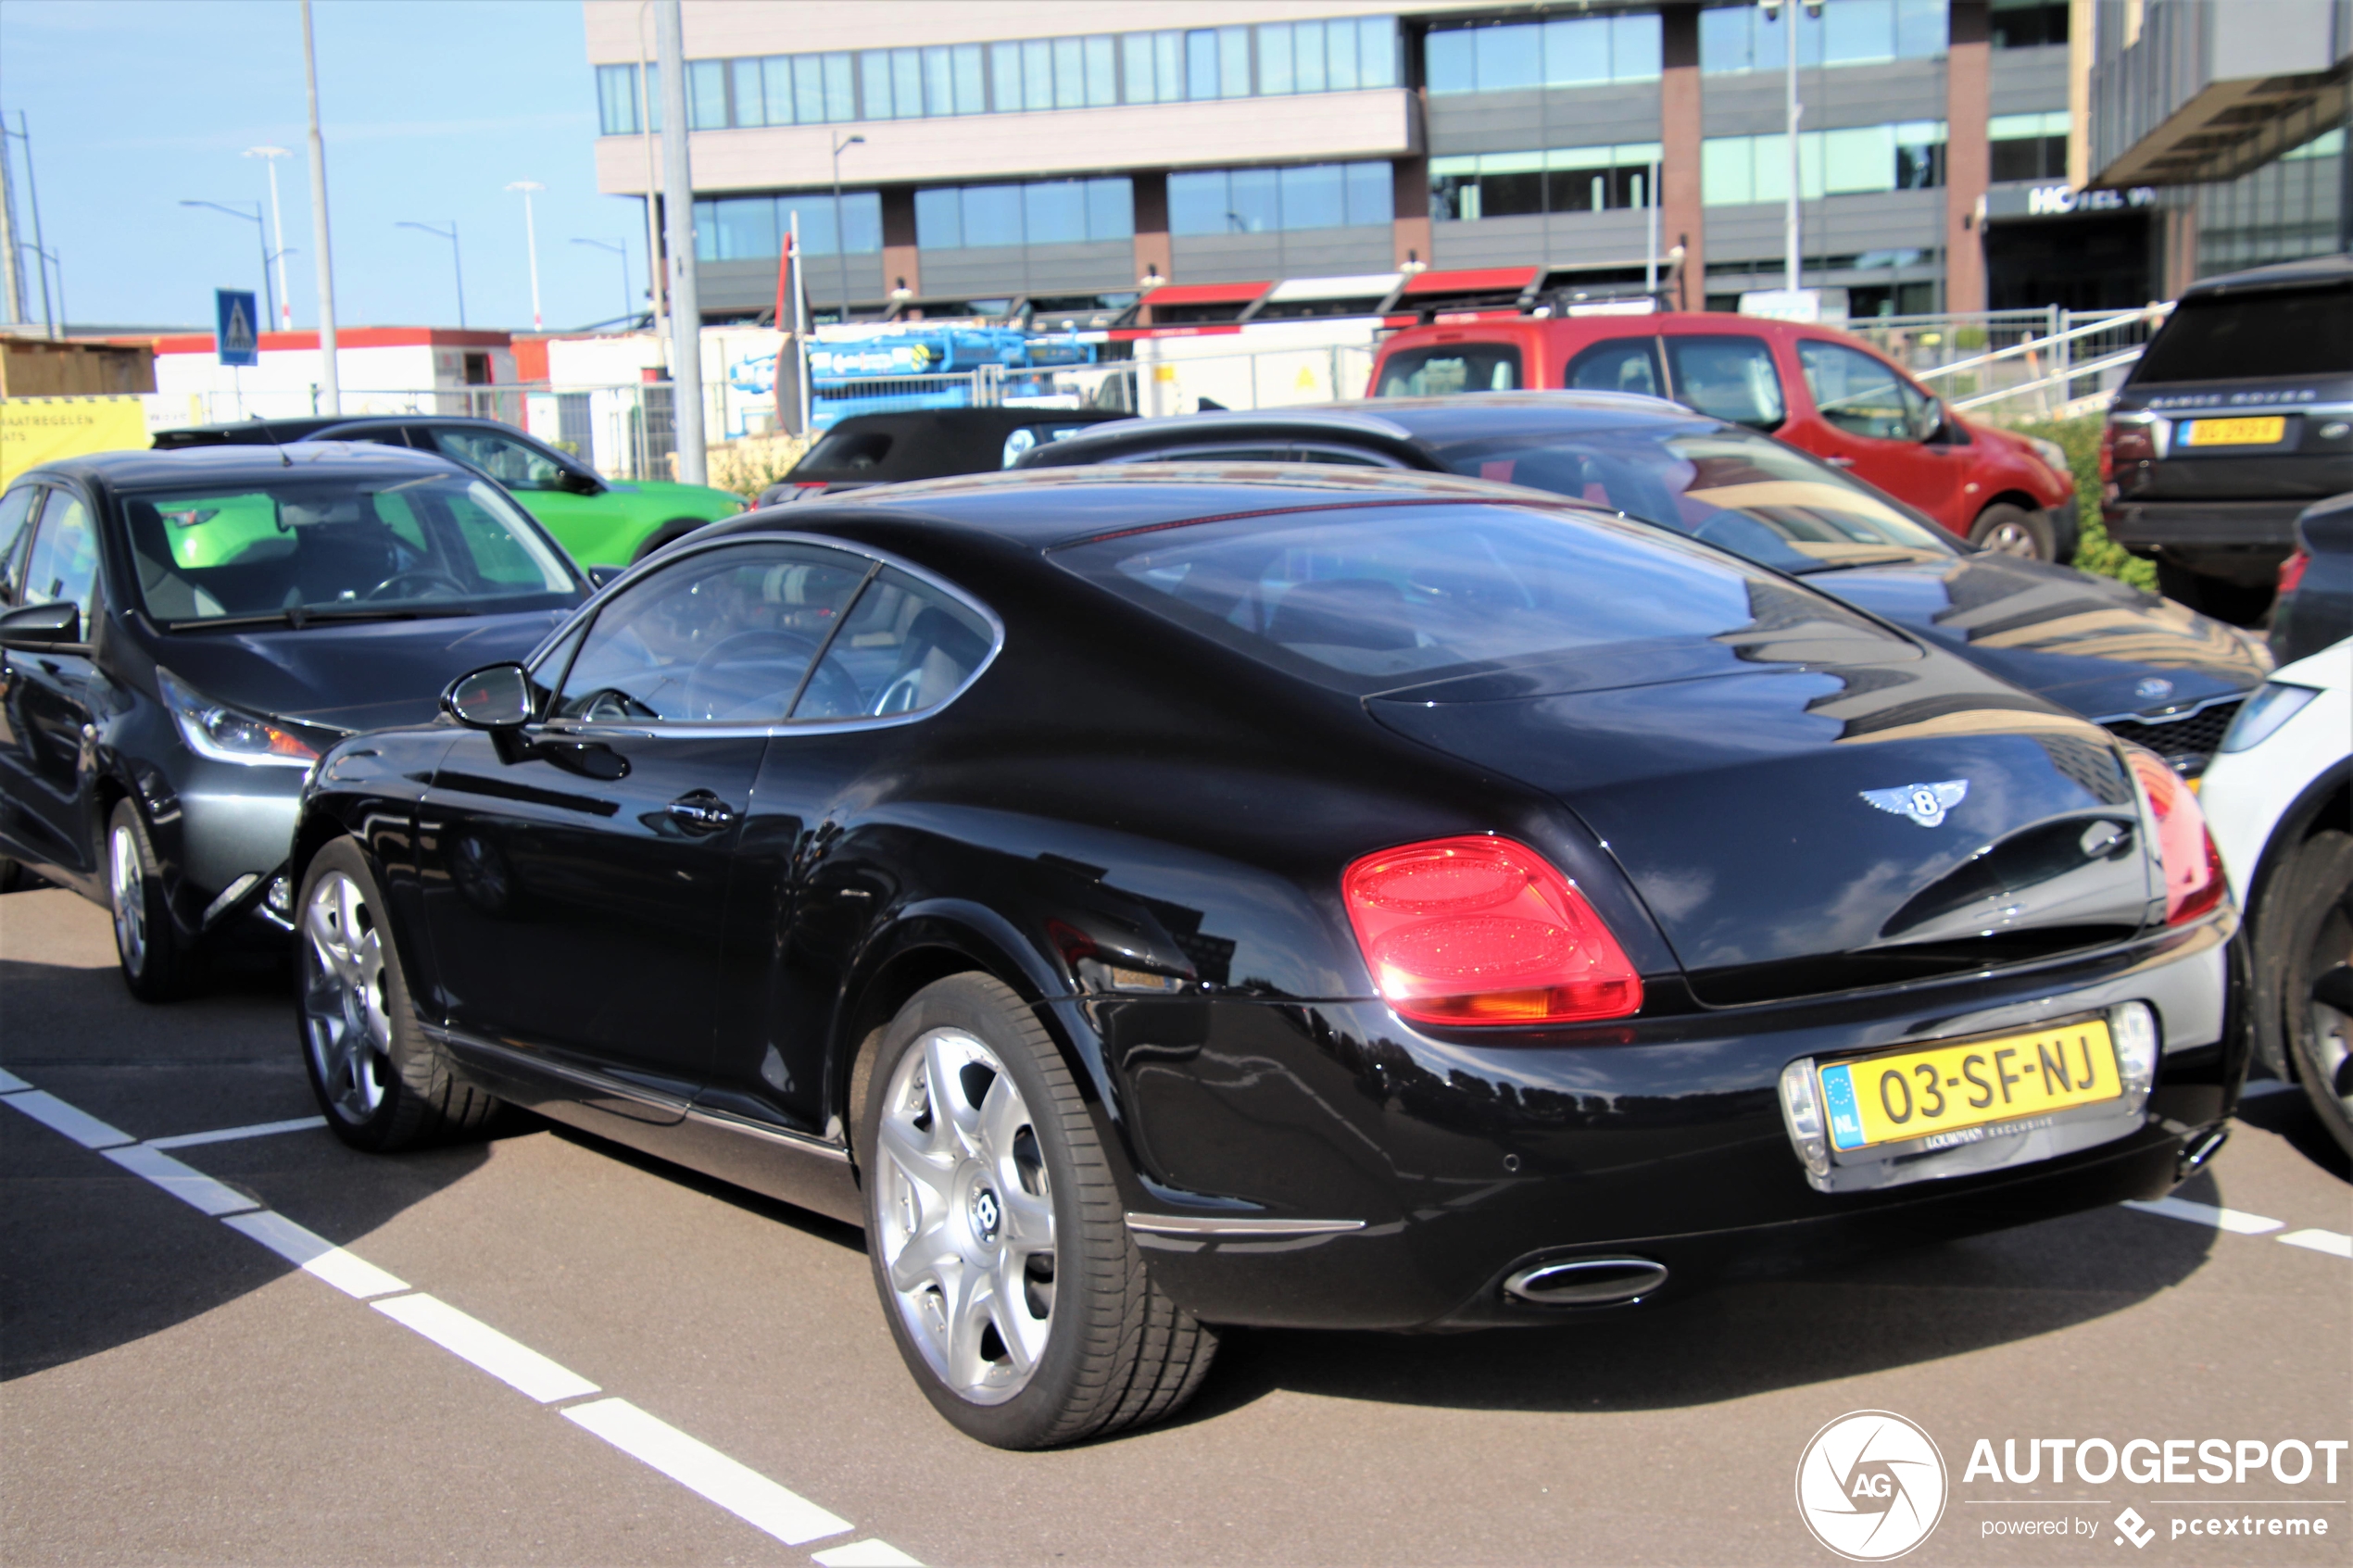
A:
2024,435,2069,473
2218,681,2318,755
156,669,322,767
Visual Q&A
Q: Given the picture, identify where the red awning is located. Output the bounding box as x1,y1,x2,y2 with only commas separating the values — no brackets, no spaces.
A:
1141,281,1273,307
1401,267,1540,297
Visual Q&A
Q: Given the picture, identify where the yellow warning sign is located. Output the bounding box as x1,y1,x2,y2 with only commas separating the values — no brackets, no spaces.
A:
0,395,151,488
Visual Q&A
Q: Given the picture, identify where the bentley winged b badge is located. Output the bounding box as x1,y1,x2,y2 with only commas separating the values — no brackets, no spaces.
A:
1861,779,1969,828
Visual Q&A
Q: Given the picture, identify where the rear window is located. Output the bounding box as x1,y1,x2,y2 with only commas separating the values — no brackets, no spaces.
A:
800,428,894,471
2133,285,2352,383
1056,502,1803,693
1375,344,1522,396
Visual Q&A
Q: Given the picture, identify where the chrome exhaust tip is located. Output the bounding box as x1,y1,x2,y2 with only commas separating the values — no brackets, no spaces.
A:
1503,1255,1668,1309
2178,1123,2228,1180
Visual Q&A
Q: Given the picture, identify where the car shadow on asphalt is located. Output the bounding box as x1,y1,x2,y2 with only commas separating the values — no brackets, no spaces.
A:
1165,1193,2222,1426
2232,1083,2353,1183
0,947,516,1385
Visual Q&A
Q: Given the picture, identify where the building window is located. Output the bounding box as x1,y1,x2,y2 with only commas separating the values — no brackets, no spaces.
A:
1426,12,1662,94
1167,161,1391,234
913,177,1135,250
1700,0,1946,74
1989,110,2069,181
1431,144,1665,221
1990,0,2069,47
693,192,884,260
1701,122,1946,205
598,19,1400,134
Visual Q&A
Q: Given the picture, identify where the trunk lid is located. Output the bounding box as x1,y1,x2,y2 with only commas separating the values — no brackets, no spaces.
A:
1369,633,2154,1006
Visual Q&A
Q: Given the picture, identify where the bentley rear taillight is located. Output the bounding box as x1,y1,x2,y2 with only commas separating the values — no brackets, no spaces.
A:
1341,836,1642,1025
2128,750,2226,925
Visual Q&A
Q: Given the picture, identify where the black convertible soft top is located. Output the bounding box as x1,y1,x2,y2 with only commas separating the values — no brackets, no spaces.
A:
785,408,1131,486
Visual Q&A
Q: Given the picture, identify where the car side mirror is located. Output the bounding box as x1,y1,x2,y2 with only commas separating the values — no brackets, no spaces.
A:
442,662,535,729
561,468,604,495
0,601,81,646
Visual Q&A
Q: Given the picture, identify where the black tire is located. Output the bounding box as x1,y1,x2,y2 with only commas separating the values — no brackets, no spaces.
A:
857,972,1216,1449
295,836,504,1152
630,519,714,563
1968,502,2057,560
107,798,192,1002
2156,559,2274,626
2269,831,2353,1156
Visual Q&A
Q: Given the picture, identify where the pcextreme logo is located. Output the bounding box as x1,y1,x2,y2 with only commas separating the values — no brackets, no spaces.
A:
1796,1410,1951,1561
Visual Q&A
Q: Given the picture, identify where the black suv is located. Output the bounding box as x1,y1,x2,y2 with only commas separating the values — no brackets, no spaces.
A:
2102,253,2353,624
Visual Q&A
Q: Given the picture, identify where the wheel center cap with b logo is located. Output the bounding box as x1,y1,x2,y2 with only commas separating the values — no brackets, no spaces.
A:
969,1185,1001,1243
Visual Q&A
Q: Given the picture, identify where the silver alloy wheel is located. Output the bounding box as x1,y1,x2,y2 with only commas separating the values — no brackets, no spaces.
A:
300,870,391,1124
109,822,146,975
875,1027,1055,1404
2312,988,2352,1117
1980,519,2041,557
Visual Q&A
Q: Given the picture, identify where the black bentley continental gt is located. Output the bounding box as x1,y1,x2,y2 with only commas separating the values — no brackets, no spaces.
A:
288,467,2246,1449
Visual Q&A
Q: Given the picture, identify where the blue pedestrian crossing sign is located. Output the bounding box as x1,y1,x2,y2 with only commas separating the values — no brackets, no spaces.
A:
214,289,260,366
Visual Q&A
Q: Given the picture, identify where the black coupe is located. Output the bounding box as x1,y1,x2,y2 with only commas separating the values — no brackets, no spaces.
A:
289,468,2245,1449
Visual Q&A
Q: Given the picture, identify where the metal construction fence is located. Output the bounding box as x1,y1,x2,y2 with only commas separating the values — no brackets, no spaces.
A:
1847,306,2171,420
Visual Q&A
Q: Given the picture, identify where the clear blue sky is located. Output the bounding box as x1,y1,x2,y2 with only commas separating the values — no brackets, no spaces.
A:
1,0,645,332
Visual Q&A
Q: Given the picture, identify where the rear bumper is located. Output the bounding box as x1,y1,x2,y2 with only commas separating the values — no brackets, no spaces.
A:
2102,498,2308,582
1072,919,2243,1331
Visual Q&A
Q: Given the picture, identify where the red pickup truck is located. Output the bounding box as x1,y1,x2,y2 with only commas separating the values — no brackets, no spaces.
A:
1370,313,2078,559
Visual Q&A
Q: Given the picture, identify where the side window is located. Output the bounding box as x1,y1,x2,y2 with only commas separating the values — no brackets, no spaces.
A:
1566,339,1666,397
433,428,565,491
791,567,995,721
0,485,41,606
1663,335,1786,431
1374,345,1522,396
1797,341,1932,442
19,489,100,621
554,544,873,723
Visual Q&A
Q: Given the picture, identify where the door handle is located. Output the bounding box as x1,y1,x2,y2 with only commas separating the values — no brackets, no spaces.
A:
666,791,738,833
1824,456,1856,468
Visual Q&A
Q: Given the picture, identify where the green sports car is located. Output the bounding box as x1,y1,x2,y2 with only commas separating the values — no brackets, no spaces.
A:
151,415,743,568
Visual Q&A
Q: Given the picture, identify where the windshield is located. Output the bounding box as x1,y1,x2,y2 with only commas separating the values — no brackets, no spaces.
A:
1423,422,1956,573
121,472,582,625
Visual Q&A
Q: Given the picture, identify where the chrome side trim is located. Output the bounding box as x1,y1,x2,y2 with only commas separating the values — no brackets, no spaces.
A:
684,1104,852,1163
200,873,260,931
425,1025,692,1117
1123,1212,1365,1237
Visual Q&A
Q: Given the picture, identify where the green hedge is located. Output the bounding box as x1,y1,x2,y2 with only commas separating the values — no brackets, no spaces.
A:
2008,413,2158,592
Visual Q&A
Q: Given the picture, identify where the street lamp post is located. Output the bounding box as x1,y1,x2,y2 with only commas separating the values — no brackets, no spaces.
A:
830,133,863,321
396,220,466,328
181,199,275,329
4,111,55,337
1760,0,1823,294
244,146,296,330
572,237,634,323
507,181,546,332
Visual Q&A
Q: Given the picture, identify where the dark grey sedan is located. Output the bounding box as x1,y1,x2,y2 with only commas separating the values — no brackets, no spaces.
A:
0,444,589,997
1018,395,2274,775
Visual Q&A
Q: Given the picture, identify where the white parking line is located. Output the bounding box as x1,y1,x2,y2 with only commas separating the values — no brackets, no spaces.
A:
4,1089,134,1149
101,1143,262,1217
562,1398,855,1547
2278,1228,2353,1259
372,1292,603,1403
815,1541,928,1567
145,1116,327,1149
219,1209,412,1298
2,1081,923,1565
2121,1196,2284,1234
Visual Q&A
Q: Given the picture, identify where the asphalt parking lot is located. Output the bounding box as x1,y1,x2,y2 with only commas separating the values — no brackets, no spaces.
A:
4,883,2347,1567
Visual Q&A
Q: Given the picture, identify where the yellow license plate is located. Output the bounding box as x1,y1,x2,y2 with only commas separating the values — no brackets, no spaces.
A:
2183,416,2285,446
1818,1019,2120,1153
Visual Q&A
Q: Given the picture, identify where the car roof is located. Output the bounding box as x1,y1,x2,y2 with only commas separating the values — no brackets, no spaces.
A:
25,440,470,491
2180,251,2350,299
723,463,1601,551
1022,391,1718,466
789,407,1135,481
